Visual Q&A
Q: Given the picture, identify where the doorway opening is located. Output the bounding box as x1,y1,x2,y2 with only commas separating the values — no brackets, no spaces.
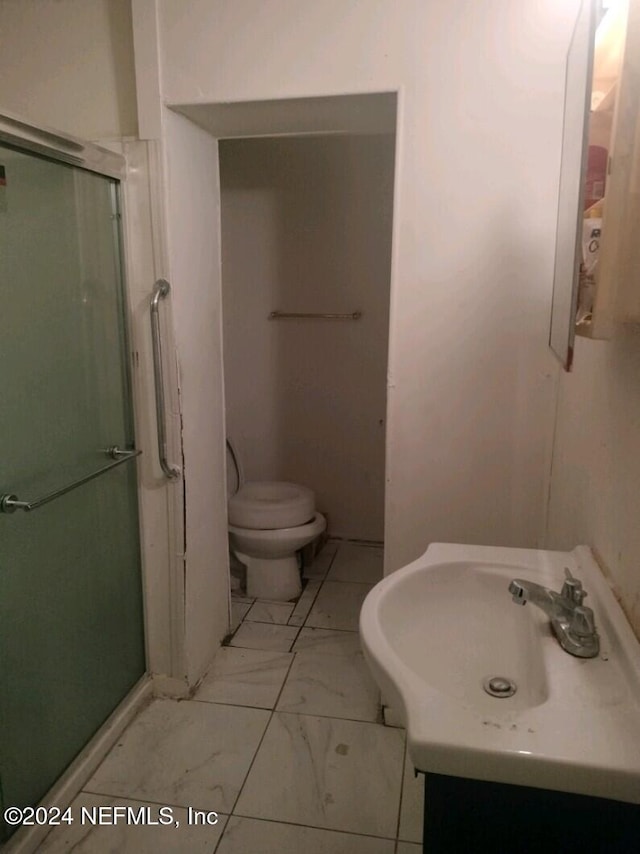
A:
166,91,397,619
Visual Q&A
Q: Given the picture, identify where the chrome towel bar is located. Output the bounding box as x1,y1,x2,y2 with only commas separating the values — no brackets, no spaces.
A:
268,311,362,320
0,448,141,513
150,279,181,479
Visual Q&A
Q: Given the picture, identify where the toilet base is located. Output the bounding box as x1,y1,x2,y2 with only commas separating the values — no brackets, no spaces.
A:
238,553,302,601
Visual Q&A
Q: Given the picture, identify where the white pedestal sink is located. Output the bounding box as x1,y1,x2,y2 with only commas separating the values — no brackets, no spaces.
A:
360,543,640,804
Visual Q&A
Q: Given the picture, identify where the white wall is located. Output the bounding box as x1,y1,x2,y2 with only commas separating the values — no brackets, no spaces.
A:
220,134,393,540
118,139,187,686
547,328,640,637
0,0,138,140
163,108,230,683
148,0,583,573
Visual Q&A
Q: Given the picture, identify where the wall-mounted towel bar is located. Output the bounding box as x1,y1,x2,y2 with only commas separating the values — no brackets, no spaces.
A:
268,311,362,320
0,448,141,513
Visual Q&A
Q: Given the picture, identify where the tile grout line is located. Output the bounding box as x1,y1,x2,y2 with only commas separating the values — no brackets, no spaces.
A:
218,643,300,843
291,543,338,637
287,576,324,627
296,625,359,635
225,622,361,657
214,546,342,848
395,730,409,844
79,788,227,816
226,810,400,843
73,792,235,850
189,697,383,727
327,538,384,548
242,618,295,627
227,618,300,653
223,559,315,805
71,792,236,850
287,541,340,625
272,708,399,728
301,548,379,632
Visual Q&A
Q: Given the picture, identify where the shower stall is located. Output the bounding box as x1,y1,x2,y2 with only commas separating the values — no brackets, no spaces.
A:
0,119,146,842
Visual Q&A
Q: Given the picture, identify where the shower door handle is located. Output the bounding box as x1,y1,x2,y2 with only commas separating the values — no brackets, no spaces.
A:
0,448,141,513
150,279,181,480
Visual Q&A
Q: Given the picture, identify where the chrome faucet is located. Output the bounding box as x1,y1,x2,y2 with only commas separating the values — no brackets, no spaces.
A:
508,568,599,658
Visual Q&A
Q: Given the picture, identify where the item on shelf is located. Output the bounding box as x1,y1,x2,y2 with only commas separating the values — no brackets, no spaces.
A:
584,145,608,210
577,212,603,326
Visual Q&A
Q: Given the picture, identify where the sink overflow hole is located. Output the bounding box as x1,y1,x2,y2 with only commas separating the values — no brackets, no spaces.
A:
483,676,517,698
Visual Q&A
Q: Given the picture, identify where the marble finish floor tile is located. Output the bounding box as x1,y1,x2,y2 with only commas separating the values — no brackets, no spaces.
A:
288,580,321,626
398,749,424,843
382,704,405,728
305,581,375,631
246,600,295,624
39,793,226,853
230,601,251,632
396,843,422,854
292,627,362,656
86,699,269,813
303,543,338,580
278,632,380,721
230,593,254,604
235,712,404,837
326,542,384,584
196,647,293,709
217,816,394,854
229,621,299,652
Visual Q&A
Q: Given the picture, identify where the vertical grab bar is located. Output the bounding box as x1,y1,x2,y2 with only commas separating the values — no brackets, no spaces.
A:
150,279,181,479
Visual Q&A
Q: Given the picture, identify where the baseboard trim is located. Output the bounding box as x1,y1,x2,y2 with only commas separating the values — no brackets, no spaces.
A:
327,536,384,547
2,674,153,854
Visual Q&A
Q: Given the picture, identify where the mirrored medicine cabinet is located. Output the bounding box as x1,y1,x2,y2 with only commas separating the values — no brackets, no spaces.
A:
550,0,640,370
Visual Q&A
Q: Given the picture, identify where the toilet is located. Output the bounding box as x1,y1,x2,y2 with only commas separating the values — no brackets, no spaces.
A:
226,441,326,601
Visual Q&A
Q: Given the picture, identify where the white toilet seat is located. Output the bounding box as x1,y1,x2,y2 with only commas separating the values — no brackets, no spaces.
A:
229,512,326,558
228,481,315,529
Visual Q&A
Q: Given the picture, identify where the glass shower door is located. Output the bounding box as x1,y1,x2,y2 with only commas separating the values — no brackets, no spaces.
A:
0,144,146,841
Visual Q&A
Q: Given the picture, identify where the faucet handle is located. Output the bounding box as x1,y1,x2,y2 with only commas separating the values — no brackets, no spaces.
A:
562,568,586,605
570,605,596,639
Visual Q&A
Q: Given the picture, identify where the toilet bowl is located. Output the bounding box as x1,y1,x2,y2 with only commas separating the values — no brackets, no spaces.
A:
229,510,326,600
226,443,326,601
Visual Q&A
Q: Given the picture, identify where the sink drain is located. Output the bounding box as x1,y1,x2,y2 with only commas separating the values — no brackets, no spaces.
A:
483,675,517,698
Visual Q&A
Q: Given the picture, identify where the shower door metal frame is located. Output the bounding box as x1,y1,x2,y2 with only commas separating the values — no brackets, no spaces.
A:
0,109,126,179
0,109,186,677
0,111,142,851
0,108,191,852
1,105,196,685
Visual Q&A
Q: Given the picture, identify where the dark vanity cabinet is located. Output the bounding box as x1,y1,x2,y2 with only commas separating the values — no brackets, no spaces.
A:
422,772,640,853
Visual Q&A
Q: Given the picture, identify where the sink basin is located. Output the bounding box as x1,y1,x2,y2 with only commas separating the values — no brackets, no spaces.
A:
360,543,640,803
